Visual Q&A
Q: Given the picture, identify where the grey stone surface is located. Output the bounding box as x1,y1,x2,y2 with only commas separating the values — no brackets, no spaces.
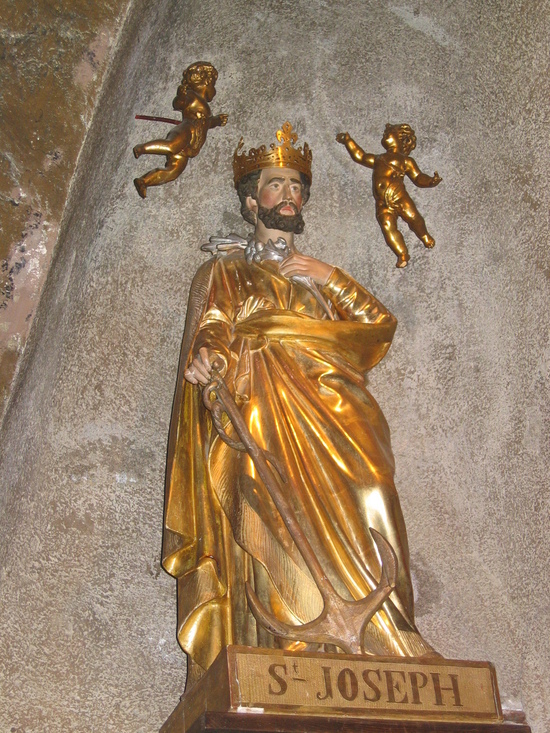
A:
1,0,549,731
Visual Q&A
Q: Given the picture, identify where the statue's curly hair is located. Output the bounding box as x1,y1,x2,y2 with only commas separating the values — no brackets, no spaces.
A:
236,170,311,226
382,123,417,152
177,62,217,96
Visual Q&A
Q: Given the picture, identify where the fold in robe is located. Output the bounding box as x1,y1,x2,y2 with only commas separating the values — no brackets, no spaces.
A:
163,251,433,671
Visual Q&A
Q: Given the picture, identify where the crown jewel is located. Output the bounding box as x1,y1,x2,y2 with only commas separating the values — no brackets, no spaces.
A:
233,122,312,188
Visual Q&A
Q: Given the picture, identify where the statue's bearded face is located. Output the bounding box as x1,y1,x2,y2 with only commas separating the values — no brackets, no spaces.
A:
246,167,306,234
257,202,305,234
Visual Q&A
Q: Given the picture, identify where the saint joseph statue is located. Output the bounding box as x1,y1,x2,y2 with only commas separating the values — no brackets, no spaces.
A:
162,123,435,687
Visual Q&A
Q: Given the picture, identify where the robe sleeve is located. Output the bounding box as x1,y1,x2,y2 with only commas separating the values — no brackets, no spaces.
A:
192,257,237,374
322,267,397,326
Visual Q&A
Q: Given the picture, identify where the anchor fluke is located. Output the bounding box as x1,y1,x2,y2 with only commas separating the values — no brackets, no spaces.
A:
245,528,399,655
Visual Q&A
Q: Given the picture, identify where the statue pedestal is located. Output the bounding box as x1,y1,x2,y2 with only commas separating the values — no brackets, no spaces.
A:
161,646,531,733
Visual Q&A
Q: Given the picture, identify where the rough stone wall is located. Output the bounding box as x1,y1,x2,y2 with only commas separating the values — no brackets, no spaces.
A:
0,0,131,417
1,1,549,732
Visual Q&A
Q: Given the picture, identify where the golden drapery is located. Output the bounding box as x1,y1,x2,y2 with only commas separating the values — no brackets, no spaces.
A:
163,251,433,672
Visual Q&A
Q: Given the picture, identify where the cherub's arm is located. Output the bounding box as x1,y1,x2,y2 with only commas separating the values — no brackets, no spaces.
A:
336,132,375,169
208,113,228,129
172,88,192,113
404,157,442,187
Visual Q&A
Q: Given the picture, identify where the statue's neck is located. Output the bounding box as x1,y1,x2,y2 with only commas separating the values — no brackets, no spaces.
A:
254,221,296,251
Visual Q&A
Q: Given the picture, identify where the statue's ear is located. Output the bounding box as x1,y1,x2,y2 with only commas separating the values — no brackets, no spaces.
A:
245,195,258,221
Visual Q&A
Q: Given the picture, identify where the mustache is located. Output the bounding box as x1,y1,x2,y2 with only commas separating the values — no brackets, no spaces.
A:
275,200,299,215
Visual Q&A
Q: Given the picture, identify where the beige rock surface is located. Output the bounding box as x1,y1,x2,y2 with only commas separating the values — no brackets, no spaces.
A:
0,0,131,415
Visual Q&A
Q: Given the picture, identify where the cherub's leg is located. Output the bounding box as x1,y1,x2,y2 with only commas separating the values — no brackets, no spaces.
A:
134,156,188,198
376,210,410,268
400,197,435,248
133,137,184,159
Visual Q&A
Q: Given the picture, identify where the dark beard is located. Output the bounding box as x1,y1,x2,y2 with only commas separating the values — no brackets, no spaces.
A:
257,202,305,234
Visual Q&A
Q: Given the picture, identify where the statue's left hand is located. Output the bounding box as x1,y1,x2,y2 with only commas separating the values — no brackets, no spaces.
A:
218,113,229,126
279,254,334,286
431,171,442,186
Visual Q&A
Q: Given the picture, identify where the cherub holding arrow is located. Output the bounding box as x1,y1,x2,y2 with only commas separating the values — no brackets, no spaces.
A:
133,61,228,198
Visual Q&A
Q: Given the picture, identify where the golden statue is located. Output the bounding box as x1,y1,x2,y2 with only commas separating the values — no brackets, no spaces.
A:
163,123,436,689
336,125,442,268
133,62,228,198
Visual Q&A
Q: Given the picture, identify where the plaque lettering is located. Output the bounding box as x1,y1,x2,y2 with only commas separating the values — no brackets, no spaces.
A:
268,663,288,696
431,672,462,707
409,670,428,704
384,670,408,704
337,668,359,701
232,649,499,722
362,668,382,702
316,666,333,701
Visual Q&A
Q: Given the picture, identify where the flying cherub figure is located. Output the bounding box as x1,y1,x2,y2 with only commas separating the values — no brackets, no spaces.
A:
133,62,228,198
337,124,441,268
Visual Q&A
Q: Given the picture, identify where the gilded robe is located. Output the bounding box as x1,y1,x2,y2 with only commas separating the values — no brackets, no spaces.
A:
163,248,433,672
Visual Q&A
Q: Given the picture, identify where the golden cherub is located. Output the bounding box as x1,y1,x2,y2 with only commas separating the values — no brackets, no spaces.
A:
133,62,228,198
337,124,441,268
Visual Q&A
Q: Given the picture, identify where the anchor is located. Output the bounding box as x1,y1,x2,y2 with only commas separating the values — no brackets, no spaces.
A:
203,373,398,656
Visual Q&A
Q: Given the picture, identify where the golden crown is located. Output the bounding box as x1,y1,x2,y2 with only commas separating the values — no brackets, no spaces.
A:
233,122,312,188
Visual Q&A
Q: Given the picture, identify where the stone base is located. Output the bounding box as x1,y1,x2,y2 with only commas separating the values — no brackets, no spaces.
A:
160,646,531,733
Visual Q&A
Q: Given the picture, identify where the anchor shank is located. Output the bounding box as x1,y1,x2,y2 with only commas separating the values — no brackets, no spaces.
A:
210,375,334,597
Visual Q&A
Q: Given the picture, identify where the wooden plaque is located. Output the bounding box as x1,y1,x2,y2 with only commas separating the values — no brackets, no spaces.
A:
161,646,530,733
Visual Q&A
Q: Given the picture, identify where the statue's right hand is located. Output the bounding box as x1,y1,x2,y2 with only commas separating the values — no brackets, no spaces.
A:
336,132,350,144
185,347,220,386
